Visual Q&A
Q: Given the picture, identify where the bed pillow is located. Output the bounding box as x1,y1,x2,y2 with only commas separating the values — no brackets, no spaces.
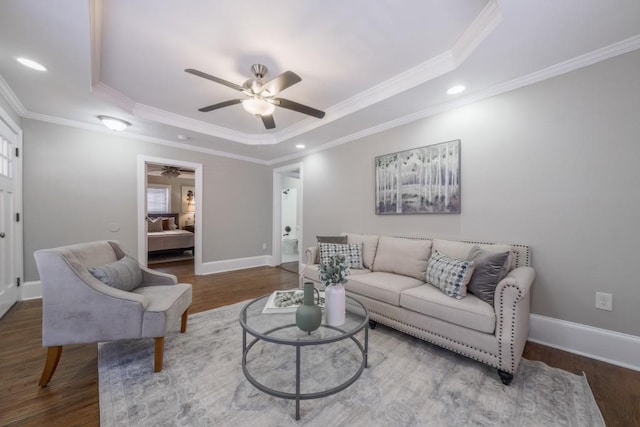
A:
162,217,178,230
147,217,163,232
467,246,510,306
89,256,142,292
318,242,364,269
426,251,475,299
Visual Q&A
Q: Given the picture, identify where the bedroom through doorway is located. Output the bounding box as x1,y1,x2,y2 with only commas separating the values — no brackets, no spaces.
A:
137,155,203,275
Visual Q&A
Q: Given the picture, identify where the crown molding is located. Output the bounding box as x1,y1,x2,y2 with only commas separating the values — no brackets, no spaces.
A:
274,1,502,143
21,110,268,165
268,36,640,165
0,74,27,116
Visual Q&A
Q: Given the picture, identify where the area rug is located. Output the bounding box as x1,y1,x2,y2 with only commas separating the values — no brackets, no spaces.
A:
99,301,604,426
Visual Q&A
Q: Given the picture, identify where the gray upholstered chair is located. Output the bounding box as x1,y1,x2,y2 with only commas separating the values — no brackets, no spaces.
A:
34,240,192,387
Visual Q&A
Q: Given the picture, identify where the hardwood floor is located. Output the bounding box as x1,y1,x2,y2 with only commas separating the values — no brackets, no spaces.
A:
0,261,637,426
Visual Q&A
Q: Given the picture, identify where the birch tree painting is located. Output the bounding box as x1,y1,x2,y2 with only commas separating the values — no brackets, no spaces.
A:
375,140,461,214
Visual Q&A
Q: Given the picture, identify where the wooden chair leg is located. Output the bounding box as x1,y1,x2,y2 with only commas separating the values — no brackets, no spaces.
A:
154,337,164,372
39,346,63,387
180,308,189,333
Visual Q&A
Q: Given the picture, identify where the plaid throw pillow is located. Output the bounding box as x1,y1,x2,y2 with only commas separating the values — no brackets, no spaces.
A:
318,242,364,269
426,251,475,299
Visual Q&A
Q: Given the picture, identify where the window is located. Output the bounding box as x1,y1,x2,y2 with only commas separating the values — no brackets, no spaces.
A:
0,136,12,178
147,185,170,213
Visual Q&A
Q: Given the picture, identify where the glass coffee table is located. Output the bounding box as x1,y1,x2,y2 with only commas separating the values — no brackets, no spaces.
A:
239,294,369,420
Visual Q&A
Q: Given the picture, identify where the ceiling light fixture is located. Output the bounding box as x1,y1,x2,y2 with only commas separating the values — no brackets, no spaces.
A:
242,99,275,116
447,85,466,95
97,115,131,131
296,144,305,149
17,57,47,71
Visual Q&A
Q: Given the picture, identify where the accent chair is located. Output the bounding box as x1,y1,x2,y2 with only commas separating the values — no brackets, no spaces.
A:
34,240,192,387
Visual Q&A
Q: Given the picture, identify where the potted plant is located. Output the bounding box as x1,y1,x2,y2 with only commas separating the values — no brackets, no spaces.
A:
318,254,350,326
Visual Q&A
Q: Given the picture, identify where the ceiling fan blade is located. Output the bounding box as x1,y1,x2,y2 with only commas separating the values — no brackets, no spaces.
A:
185,68,245,92
274,98,325,119
261,114,276,129
261,71,302,95
198,99,242,112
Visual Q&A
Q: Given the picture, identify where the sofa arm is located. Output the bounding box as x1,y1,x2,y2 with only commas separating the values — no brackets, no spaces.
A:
140,266,178,286
493,266,535,373
305,246,318,265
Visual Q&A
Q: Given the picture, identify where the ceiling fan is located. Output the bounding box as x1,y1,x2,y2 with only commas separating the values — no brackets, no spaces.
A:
148,165,194,178
185,64,325,129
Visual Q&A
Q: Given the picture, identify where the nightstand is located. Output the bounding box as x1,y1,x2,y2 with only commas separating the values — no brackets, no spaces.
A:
183,225,194,233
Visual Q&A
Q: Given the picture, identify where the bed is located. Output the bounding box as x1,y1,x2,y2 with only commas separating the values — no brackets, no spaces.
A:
147,213,194,254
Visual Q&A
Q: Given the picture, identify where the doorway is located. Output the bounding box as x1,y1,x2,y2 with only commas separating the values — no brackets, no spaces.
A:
0,114,22,319
137,155,203,275
272,163,303,274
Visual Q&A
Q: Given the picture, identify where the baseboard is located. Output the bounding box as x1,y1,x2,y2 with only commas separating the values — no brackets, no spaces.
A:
199,255,271,275
21,281,42,300
529,313,640,371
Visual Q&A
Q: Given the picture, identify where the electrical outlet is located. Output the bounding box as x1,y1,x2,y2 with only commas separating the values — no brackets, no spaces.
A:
595,292,613,311
262,242,267,250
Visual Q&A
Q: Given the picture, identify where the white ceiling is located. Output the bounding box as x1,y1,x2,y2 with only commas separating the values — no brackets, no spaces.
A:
1,0,639,164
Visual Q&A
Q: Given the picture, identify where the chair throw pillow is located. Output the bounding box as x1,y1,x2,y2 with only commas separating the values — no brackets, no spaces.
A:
89,256,143,292
426,251,475,299
318,242,364,269
467,245,510,306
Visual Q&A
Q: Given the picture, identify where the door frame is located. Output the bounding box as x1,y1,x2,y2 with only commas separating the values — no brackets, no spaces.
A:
0,104,22,314
137,155,204,275
272,162,303,267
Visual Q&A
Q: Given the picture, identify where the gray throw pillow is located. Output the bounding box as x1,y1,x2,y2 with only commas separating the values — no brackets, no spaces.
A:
467,246,510,306
317,235,348,244
89,256,142,292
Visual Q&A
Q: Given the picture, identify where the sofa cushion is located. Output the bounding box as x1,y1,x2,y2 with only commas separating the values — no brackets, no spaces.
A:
88,256,142,292
426,251,475,299
433,239,515,271
303,264,370,284
318,242,364,269
400,285,496,334
345,233,379,269
467,246,510,306
346,272,423,306
372,236,432,280
317,235,348,244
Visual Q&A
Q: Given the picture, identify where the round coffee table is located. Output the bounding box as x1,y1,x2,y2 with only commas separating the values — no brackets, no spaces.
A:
239,294,369,420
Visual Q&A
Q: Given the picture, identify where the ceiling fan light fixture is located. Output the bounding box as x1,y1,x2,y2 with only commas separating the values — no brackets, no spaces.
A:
242,99,275,116
98,115,131,131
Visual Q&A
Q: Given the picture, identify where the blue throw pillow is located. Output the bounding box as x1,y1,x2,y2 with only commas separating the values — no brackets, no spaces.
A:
89,256,142,292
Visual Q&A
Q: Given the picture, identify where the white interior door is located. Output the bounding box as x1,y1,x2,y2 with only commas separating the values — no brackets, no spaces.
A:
0,119,19,318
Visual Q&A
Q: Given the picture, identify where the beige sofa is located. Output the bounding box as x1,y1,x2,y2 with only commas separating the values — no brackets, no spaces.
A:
302,233,535,385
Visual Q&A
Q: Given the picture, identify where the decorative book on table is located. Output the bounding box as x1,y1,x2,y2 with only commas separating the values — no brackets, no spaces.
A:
262,290,325,314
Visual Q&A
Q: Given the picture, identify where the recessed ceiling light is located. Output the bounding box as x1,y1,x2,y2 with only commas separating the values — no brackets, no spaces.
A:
97,115,131,131
296,144,305,149
17,57,47,71
447,85,466,95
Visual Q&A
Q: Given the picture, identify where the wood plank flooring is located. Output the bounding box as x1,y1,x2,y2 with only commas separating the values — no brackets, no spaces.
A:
0,261,637,426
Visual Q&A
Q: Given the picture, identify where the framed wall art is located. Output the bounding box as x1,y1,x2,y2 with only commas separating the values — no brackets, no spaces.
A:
375,139,461,215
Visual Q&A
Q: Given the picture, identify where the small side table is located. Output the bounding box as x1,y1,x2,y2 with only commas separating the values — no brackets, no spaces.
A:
183,225,194,232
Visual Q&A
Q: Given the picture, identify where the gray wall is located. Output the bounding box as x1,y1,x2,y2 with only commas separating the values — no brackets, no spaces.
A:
23,119,272,280
296,50,640,336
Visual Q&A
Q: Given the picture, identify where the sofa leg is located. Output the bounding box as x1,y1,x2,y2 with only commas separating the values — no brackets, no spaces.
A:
497,369,514,385
154,337,164,372
39,346,63,387
181,308,189,333
369,320,378,329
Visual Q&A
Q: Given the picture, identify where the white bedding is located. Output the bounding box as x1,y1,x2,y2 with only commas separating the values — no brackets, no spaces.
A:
148,230,194,252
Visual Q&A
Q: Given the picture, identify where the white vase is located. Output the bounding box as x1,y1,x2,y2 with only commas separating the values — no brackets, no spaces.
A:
325,283,346,326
